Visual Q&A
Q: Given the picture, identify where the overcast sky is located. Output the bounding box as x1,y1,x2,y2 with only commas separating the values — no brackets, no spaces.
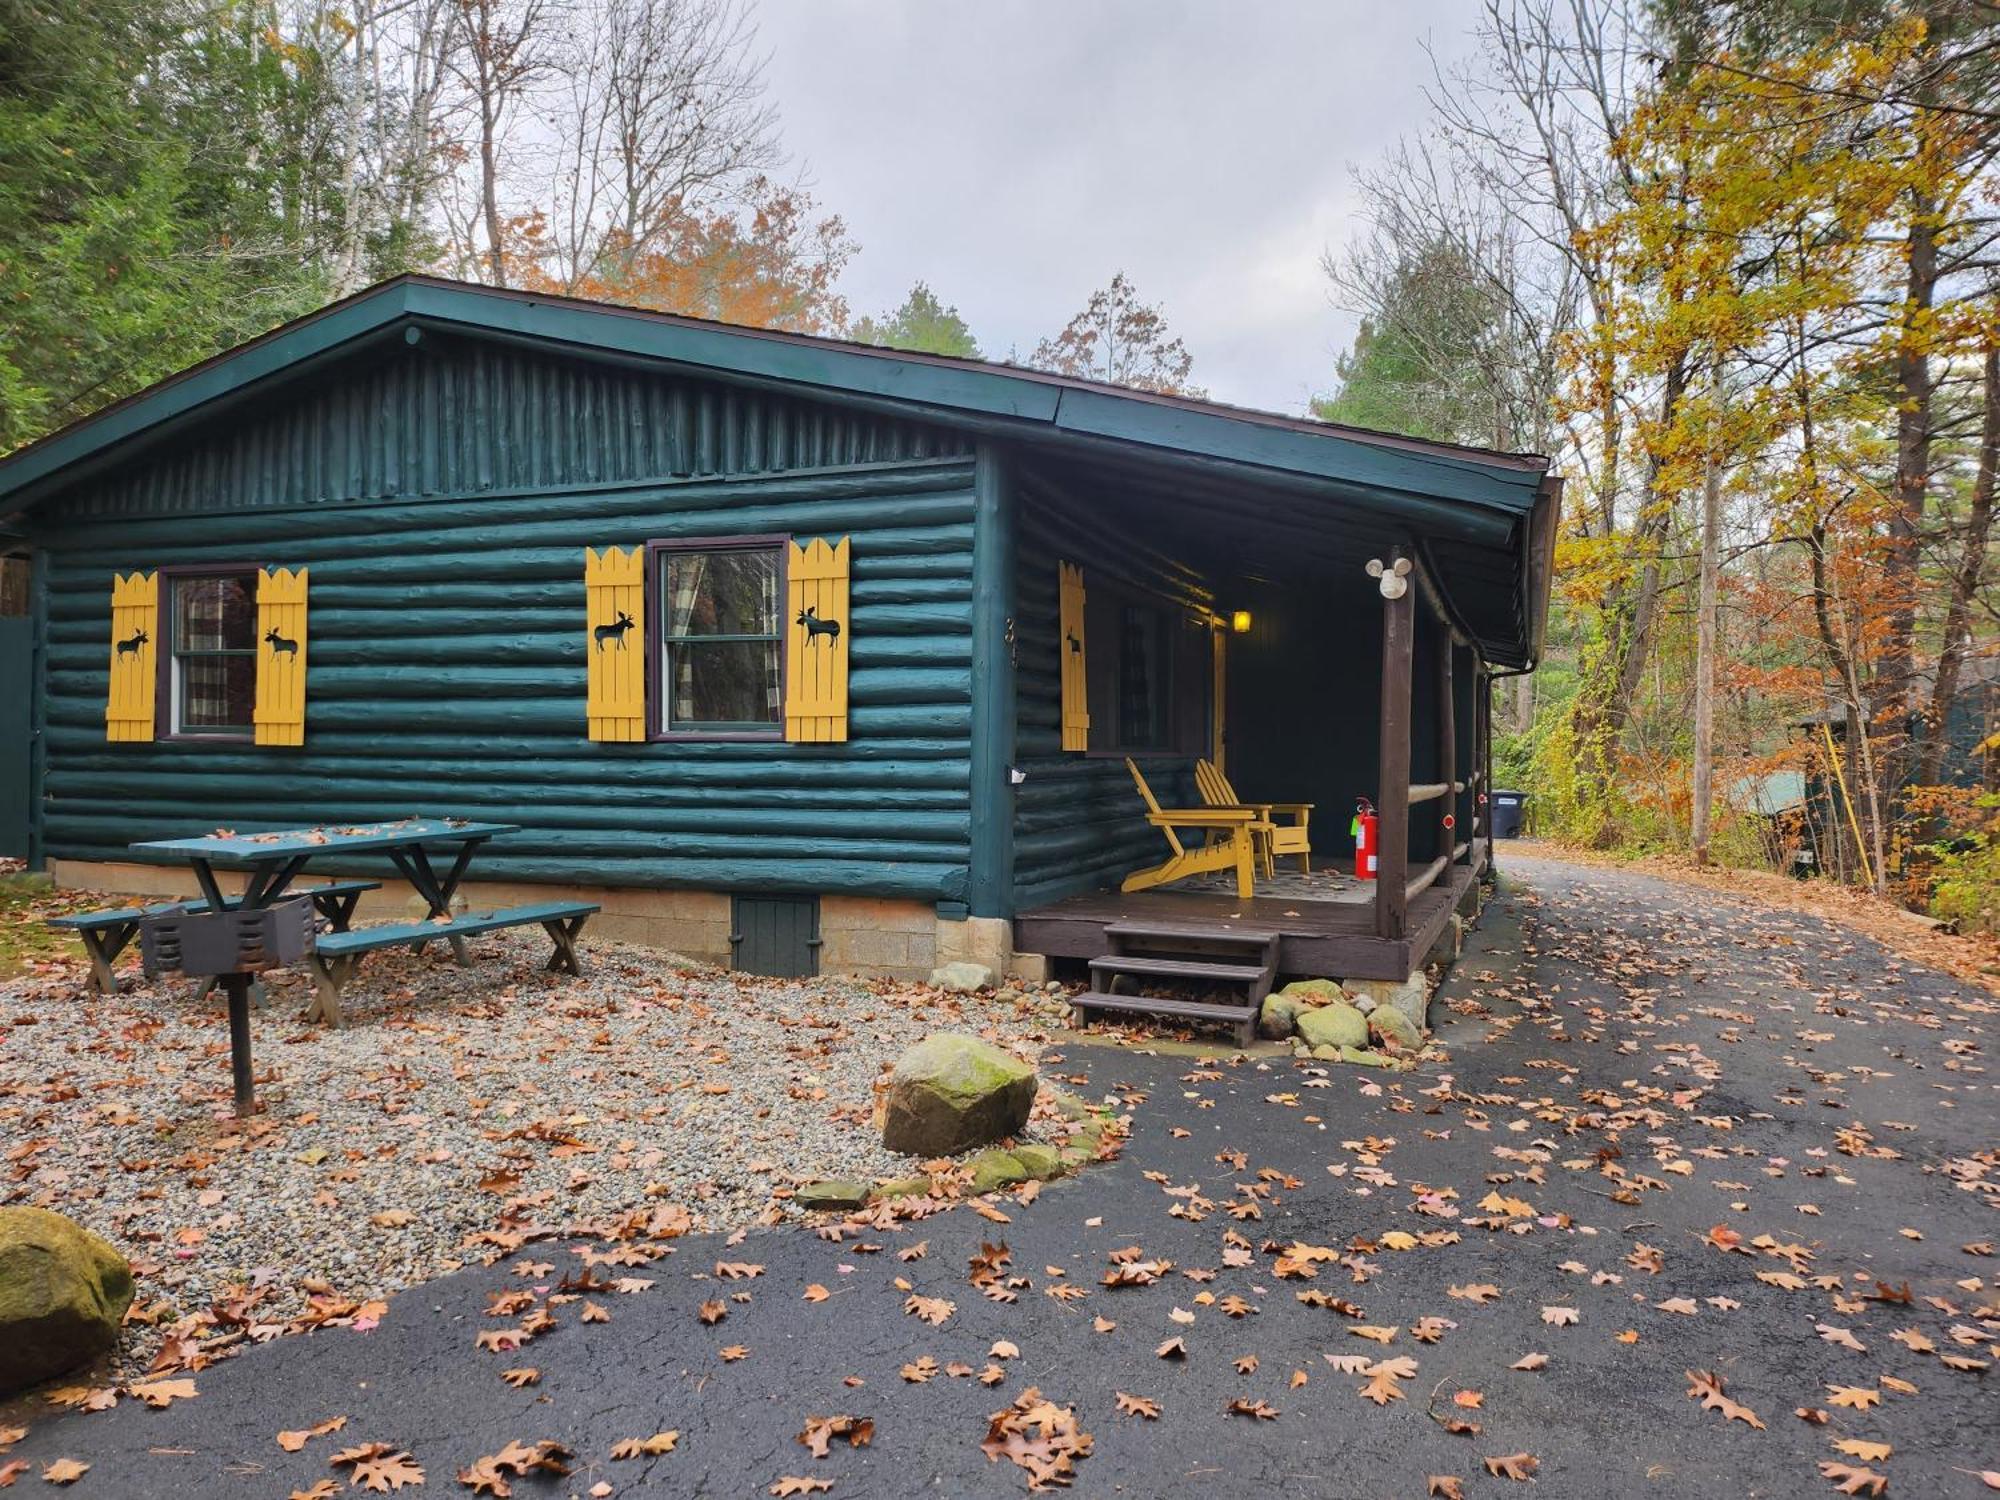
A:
756,1,1482,416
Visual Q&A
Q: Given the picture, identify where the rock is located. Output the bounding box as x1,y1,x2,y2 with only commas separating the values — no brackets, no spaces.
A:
1349,992,1378,1016
871,1177,934,1203
1309,1044,1341,1061
968,1149,1028,1194
1344,972,1429,1032
929,962,997,993
0,1208,133,1394
793,1179,871,1212
1047,1090,1093,1123
1258,992,1303,1040
1369,1006,1422,1053
880,1033,1037,1156
1339,1045,1393,1068
1279,978,1347,1005
1011,1142,1064,1180
1295,1000,1368,1051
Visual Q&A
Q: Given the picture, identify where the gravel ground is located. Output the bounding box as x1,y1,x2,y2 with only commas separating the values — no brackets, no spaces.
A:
0,925,1070,1379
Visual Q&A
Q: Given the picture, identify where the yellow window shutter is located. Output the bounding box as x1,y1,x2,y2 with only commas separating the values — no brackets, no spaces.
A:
785,536,850,743
105,571,158,742
253,567,309,746
586,546,646,741
1059,561,1089,751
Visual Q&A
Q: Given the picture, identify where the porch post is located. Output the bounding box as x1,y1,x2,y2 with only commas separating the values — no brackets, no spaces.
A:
1375,552,1413,940
968,443,1017,917
1438,639,1456,876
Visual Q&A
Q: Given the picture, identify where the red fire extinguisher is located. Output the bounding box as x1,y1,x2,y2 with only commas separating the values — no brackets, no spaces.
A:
1353,797,1378,881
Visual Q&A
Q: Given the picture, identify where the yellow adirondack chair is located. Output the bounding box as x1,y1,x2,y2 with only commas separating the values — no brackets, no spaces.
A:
1121,758,1258,898
1195,759,1313,878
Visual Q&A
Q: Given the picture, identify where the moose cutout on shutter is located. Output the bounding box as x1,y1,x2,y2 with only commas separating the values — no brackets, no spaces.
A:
105,571,159,742
253,566,309,746
785,536,849,743
585,546,645,741
1059,561,1089,752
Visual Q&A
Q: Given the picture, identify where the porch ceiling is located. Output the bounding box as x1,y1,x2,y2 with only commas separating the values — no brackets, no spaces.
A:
1020,447,1554,670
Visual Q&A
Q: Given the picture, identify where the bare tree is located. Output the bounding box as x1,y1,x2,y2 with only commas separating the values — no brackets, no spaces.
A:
542,0,779,291
442,0,557,286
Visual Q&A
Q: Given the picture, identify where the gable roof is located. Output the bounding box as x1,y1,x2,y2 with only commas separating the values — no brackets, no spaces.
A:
0,274,1559,662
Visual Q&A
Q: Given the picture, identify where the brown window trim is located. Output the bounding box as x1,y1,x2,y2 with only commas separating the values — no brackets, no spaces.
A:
155,563,261,743
645,535,790,743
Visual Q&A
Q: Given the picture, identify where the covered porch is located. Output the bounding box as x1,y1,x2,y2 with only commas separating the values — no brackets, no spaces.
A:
1001,419,1557,1006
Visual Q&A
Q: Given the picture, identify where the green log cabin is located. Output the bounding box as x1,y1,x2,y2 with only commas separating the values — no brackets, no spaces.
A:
0,276,1556,1006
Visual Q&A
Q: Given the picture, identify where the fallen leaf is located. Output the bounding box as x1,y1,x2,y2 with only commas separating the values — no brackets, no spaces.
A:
1114,1393,1160,1419
1827,1386,1881,1411
1484,1453,1538,1482
1832,1440,1892,1463
610,1432,679,1459
1427,1479,1466,1500
1541,1306,1579,1327
1686,1369,1765,1430
769,1480,832,1497
40,1460,88,1487
1817,1461,1887,1496
1511,1353,1549,1371
1225,1398,1279,1420
797,1414,873,1459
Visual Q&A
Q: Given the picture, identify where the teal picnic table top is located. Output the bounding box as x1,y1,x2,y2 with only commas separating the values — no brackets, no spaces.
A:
130,818,519,862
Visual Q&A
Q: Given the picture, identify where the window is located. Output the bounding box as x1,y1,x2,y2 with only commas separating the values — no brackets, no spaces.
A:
1117,602,1173,749
1085,583,1212,756
165,571,257,737
655,541,784,735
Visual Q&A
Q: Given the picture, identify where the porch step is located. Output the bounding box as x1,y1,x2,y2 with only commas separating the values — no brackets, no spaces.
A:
1068,919,1281,1051
1103,920,1280,950
1070,991,1259,1046
1088,954,1269,984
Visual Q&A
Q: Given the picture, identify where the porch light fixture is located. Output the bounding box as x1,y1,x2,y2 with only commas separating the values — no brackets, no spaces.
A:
1230,609,1253,634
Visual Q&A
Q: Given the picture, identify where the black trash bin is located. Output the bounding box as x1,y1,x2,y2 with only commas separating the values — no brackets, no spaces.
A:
1491,789,1528,839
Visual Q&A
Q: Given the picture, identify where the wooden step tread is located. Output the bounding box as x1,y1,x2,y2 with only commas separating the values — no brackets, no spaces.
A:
1087,955,1270,983
1103,920,1280,945
1071,992,1257,1023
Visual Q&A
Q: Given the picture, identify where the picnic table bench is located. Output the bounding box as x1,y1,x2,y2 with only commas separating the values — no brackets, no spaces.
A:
48,879,381,994
304,900,597,1025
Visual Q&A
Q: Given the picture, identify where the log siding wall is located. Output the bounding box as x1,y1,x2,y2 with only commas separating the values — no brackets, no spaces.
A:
1010,475,1217,911
30,343,978,903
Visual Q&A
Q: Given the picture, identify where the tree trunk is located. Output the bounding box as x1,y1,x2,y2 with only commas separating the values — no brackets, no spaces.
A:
1876,205,1937,781
1915,344,1998,788
480,85,506,287
1691,391,1722,864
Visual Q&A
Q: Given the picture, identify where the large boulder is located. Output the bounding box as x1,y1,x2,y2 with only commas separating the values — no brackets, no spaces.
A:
0,1208,133,1394
1295,999,1369,1051
881,1033,1037,1157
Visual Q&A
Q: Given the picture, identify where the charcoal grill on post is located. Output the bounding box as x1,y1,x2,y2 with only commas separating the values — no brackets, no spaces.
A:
141,897,316,1114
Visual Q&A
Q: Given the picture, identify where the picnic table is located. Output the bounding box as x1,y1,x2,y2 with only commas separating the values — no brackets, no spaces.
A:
123,819,521,1113
130,817,520,940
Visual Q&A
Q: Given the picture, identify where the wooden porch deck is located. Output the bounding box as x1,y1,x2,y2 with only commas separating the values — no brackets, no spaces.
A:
1015,856,1482,983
